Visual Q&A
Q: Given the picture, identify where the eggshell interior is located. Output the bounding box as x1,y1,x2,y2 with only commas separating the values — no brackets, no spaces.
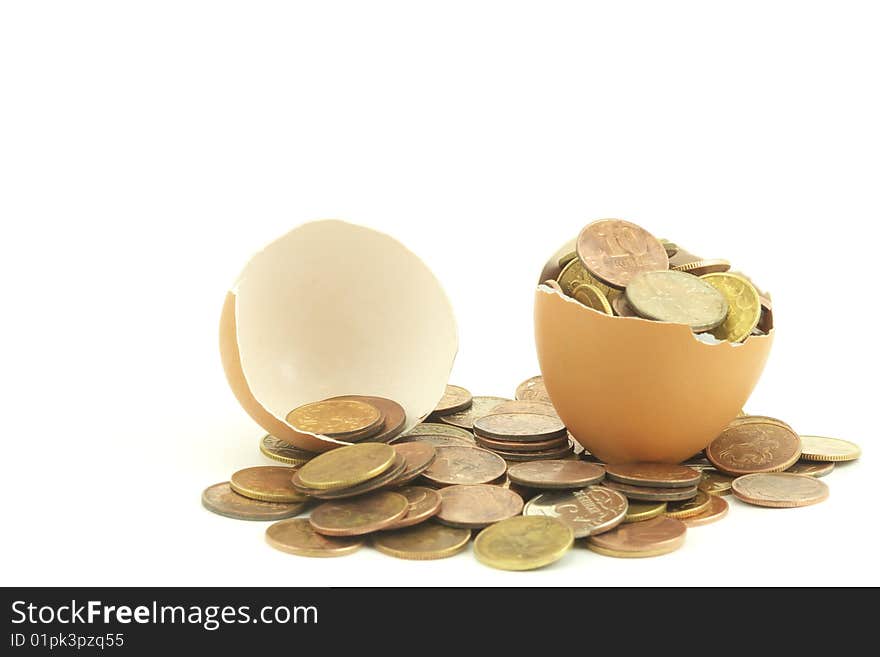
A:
534,284,773,463
220,220,458,452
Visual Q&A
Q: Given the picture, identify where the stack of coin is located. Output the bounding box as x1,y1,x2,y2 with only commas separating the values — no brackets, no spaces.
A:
286,396,408,444
472,412,572,461
546,218,772,342
602,464,704,520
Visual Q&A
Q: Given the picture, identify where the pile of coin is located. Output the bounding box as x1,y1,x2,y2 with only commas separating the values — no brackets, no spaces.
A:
544,218,773,341
206,379,860,570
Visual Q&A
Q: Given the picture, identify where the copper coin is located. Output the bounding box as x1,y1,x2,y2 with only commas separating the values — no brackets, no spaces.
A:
295,443,396,491
433,385,473,416
664,490,712,519
395,433,474,448
439,396,510,430
474,433,570,452
707,416,802,475
230,466,309,503
397,422,476,443
698,468,735,496
515,376,551,403
294,454,407,500
286,399,384,440
421,445,507,486
611,294,639,317
383,486,442,529
265,518,363,557
603,480,699,502
309,491,409,536
523,486,627,538
259,435,317,466
492,399,560,418
576,219,669,289
507,460,605,489
587,516,687,558
605,463,702,488
329,395,407,443
474,412,567,442
488,441,574,462
391,442,437,485
786,460,835,478
436,484,523,529
731,473,829,508
202,482,309,521
681,495,729,527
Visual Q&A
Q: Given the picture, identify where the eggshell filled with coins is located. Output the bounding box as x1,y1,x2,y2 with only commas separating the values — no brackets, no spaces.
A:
220,220,458,452
534,235,774,464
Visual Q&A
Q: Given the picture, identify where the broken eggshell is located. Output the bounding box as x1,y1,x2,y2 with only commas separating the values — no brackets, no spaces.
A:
534,257,774,464
220,220,458,452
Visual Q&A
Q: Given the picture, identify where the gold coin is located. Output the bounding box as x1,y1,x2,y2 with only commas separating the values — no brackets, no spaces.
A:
474,516,573,571
372,522,471,560
229,466,309,503
260,435,315,466
700,272,761,342
309,491,409,536
624,501,667,523
571,283,613,314
265,518,363,557
798,435,861,462
286,399,383,440
556,257,621,302
665,490,712,519
698,468,735,496
296,443,396,491
557,250,578,268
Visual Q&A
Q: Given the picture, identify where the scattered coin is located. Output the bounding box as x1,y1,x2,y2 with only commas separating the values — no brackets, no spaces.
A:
309,491,409,536
523,486,627,538
731,473,829,508
571,283,613,314
421,445,507,486
229,466,309,503
384,486,442,530
266,518,363,557
603,480,699,502
698,468,735,496
576,219,669,289
391,442,437,485
294,454,407,500
786,460,835,478
398,422,476,443
670,258,731,276
259,435,316,466
439,396,510,430
474,412,566,442
681,495,729,527
474,516,574,571
286,399,384,440
395,433,474,448
556,257,620,301
202,482,308,521
436,485,523,528
432,385,474,416
296,443,397,491
665,491,712,519
624,270,728,332
700,272,762,342
515,376,551,403
706,416,801,476
507,460,605,489
372,522,471,560
492,399,559,418
604,463,702,489
587,516,687,558
798,435,861,462
624,500,667,523
329,395,407,443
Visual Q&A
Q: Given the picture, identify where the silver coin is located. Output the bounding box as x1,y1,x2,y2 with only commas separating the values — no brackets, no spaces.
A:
524,486,628,538
625,270,728,331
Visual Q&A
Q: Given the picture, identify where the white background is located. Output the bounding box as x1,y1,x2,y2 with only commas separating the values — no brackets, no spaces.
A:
2,1,878,586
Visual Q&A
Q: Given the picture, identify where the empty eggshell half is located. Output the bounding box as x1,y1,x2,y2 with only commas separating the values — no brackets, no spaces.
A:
220,220,458,452
534,266,774,464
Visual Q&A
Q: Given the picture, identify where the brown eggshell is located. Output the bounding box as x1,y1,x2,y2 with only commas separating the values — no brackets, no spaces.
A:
534,285,773,463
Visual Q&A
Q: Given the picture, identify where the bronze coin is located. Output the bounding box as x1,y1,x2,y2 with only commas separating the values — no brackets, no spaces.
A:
202,482,309,521
681,495,729,527
436,484,523,529
786,460,835,478
421,445,507,486
664,490,712,519
433,385,474,416
492,399,560,418
383,486,442,529
372,522,471,560
731,473,829,508
259,435,317,466
473,412,567,442
328,395,407,443
507,460,606,489
391,442,437,485
603,480,699,502
286,399,385,441
294,454,407,500
707,416,802,476
698,468,736,496
576,219,669,289
397,422,476,443
309,491,409,536
474,433,570,452
523,486,628,538
587,516,687,558
488,441,574,462
265,518,363,557
230,466,309,503
439,396,510,430
605,463,702,488
515,376,551,403
395,433,474,448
